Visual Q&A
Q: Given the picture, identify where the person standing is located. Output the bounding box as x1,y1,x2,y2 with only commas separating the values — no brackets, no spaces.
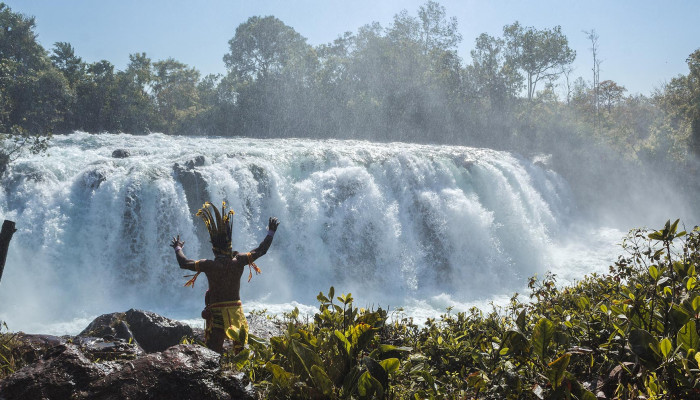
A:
171,201,279,353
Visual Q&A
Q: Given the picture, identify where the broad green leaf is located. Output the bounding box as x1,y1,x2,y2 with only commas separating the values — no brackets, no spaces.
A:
335,330,351,355
678,320,700,352
238,324,248,345
693,296,700,312
247,333,268,348
576,296,590,310
546,353,570,389
370,344,412,360
648,265,659,280
311,365,334,396
660,338,672,359
532,318,555,360
328,286,335,300
265,362,294,386
342,367,362,397
516,309,527,332
629,329,661,369
688,277,697,291
581,390,598,400
357,370,382,398
437,336,444,345
503,330,530,354
670,219,679,235
466,371,489,392
231,348,250,369
695,351,700,366
290,339,322,379
364,356,388,390
670,305,691,333
648,231,664,241
600,304,608,314
380,358,400,374
317,291,330,303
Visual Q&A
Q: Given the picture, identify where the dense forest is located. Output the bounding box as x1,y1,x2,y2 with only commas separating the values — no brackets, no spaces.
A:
0,1,699,221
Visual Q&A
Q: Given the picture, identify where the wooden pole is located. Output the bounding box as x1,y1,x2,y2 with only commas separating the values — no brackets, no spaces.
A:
0,220,16,285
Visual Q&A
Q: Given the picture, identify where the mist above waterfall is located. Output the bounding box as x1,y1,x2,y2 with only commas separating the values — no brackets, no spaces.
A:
0,132,628,334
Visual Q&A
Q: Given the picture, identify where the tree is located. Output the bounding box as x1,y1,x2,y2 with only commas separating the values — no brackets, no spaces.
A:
503,22,575,101
223,16,311,82
0,3,62,175
111,53,155,134
50,42,83,88
152,58,201,134
416,0,461,52
583,29,602,128
465,33,522,110
598,80,626,112
658,49,700,158
72,59,117,132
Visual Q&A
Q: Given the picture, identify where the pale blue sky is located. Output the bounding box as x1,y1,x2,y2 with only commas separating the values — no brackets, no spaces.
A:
6,0,700,95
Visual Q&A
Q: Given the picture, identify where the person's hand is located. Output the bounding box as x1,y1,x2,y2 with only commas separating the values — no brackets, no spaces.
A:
268,217,280,232
171,235,185,249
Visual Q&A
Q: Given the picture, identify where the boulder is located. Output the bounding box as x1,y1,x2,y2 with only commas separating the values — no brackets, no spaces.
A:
80,168,107,190
111,149,130,158
0,343,102,400
0,343,255,400
79,312,129,340
78,310,193,353
123,309,193,353
173,157,210,255
88,344,255,400
185,155,206,169
9,333,68,365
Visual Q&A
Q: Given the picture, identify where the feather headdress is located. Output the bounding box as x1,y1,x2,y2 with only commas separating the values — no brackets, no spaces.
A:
197,201,235,256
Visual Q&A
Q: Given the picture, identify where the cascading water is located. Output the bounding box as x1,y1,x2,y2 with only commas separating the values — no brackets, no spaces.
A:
0,132,620,334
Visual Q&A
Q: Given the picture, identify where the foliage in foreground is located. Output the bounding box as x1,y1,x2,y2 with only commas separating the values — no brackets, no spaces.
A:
224,220,700,399
0,321,22,379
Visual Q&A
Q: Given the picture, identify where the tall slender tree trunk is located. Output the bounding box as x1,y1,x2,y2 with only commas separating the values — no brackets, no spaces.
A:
0,220,17,286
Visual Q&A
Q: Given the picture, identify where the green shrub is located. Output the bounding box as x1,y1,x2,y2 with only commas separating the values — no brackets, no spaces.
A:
224,220,700,399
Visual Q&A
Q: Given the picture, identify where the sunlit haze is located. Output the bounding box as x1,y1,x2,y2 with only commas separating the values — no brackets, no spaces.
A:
7,0,700,96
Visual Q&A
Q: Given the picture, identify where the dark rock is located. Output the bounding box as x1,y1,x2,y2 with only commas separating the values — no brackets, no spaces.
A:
79,310,192,353
71,336,144,361
114,320,134,343
173,158,210,255
81,168,107,190
111,149,130,158
0,343,255,400
10,333,68,365
88,344,255,400
124,309,193,353
0,343,102,400
247,312,284,340
79,312,127,339
185,155,206,169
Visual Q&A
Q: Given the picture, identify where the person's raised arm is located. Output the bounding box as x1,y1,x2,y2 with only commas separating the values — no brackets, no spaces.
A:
170,235,214,271
243,217,279,264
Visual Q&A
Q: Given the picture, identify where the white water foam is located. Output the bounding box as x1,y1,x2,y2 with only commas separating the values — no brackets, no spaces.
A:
0,132,621,334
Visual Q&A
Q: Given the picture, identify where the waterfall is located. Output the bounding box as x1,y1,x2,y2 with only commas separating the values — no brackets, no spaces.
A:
1,132,612,334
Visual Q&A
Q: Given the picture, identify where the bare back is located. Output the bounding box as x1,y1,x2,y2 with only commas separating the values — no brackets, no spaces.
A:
200,256,245,303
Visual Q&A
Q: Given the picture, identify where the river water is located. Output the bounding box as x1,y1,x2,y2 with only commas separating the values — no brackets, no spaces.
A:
0,132,623,334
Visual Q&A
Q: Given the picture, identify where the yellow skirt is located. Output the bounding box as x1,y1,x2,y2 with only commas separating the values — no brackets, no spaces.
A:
205,300,248,344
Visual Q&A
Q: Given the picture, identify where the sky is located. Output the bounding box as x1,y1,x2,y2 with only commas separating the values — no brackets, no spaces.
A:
6,0,700,96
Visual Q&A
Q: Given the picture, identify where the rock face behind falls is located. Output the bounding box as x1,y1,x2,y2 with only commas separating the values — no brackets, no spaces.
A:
0,309,260,400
